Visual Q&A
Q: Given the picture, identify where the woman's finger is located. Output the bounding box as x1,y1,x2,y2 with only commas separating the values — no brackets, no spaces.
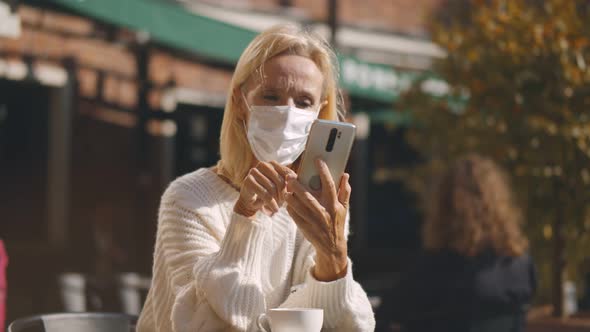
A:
251,167,278,199
244,173,279,213
285,192,320,224
315,159,337,203
287,176,326,216
257,162,286,199
270,161,295,180
337,173,352,209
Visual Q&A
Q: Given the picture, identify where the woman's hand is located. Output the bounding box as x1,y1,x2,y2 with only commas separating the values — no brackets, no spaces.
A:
285,159,351,282
234,161,294,218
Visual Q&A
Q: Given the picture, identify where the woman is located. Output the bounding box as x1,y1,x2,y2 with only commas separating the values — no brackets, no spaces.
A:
376,155,536,332
137,24,375,331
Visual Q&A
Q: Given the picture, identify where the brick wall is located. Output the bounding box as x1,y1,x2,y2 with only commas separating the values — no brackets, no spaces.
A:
293,0,443,36
195,0,443,37
149,51,232,95
181,0,443,37
0,5,232,114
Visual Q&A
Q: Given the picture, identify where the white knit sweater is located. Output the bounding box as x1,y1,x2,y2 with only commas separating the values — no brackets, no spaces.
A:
137,168,375,331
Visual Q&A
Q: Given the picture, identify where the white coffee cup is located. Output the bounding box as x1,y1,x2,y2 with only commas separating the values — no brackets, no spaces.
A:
257,308,323,332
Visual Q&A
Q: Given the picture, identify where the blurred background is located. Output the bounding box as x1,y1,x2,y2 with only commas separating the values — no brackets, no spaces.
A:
0,0,589,330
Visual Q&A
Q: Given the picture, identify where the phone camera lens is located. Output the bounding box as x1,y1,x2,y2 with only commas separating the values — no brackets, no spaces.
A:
326,128,337,152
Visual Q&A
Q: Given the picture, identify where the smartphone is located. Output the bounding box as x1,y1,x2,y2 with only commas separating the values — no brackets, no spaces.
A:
297,119,356,191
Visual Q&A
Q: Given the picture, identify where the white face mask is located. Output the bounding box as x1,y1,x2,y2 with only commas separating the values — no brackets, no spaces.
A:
243,97,319,165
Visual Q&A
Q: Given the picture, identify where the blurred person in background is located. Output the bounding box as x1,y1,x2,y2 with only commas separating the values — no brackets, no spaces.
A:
137,24,375,332
376,155,536,332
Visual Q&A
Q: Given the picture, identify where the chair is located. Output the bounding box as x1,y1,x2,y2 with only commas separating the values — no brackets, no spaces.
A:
58,272,151,314
117,273,151,315
7,313,137,332
58,273,88,312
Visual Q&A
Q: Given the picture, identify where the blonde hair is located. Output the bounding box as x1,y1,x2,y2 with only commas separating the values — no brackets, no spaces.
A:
217,24,343,187
423,155,529,257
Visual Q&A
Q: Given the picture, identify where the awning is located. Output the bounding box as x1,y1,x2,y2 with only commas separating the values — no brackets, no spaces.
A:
47,0,448,105
49,0,257,64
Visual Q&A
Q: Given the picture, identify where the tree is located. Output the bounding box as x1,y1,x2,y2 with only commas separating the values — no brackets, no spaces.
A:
398,0,590,316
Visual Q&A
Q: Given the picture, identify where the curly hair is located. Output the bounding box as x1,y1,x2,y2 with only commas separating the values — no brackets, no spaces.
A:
422,155,528,257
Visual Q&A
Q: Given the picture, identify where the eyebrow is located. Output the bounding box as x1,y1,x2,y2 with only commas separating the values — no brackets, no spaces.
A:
259,87,280,93
259,85,317,99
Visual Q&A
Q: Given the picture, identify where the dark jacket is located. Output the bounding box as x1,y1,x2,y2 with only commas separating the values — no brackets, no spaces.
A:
376,250,537,332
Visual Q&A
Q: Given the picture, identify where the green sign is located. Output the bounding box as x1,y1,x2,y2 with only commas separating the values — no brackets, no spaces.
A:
339,55,450,103
339,55,414,103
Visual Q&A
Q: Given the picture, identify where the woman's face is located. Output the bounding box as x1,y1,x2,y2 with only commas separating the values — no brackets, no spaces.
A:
242,54,325,118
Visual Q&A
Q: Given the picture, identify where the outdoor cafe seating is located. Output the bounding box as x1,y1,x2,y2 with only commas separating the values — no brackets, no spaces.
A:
5,272,149,332
7,312,137,332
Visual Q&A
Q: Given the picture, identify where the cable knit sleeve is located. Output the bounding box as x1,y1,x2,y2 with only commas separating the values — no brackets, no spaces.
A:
137,174,269,332
278,215,376,331
190,212,269,330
